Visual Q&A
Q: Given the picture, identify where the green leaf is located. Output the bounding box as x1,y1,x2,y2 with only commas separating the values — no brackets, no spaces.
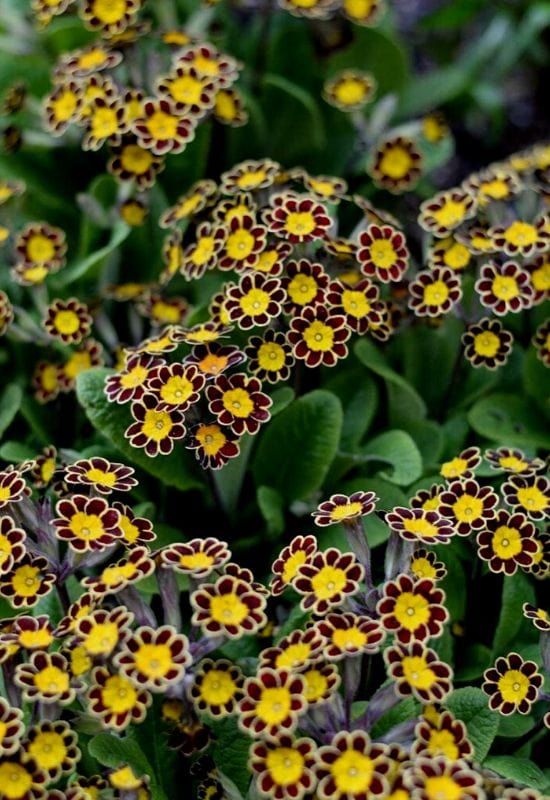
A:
361,430,423,486
492,571,536,657
209,717,251,796
54,221,130,287
0,441,35,463
212,434,254,518
325,368,379,450
523,346,550,419
262,73,326,151
326,27,409,95
402,419,444,467
446,688,499,762
483,756,548,791
257,485,285,539
270,386,295,416
0,384,22,439
253,390,343,501
89,733,168,800
498,713,537,738
402,318,462,413
370,697,419,739
455,643,492,682
76,369,203,493
468,393,550,450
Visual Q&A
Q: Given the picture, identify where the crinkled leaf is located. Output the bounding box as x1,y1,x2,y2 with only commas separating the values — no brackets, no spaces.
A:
361,430,423,486
0,441,34,463
468,393,550,449
446,687,499,762
483,756,548,791
209,717,251,797
89,733,168,800
257,485,285,539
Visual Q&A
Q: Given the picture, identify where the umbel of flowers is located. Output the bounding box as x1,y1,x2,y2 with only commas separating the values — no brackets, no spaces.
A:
0,442,548,798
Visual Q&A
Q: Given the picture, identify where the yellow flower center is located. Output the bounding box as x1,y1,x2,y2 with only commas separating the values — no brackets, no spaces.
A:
226,229,256,260
516,486,547,512
78,49,109,70
12,565,41,597
257,342,286,371
288,273,318,305
341,290,370,317
209,593,248,625
102,674,138,712
281,550,307,584
402,517,438,538
440,457,468,478
197,353,228,376
308,178,337,196
159,375,194,406
531,260,550,291
28,731,67,771
193,55,220,76
369,239,397,269
119,515,140,544
303,320,335,352
480,178,509,200
191,236,215,266
51,90,78,122
424,775,463,800
199,669,237,705
265,747,304,786
310,564,347,600
168,75,204,105
432,200,467,228
401,655,436,689
503,221,537,247
452,494,483,522
34,665,69,695
328,501,363,521
275,642,311,670
332,626,367,650
68,511,106,542
134,642,173,678
53,309,80,336
499,456,528,472
443,242,470,270
19,628,53,649
422,496,440,512
27,234,55,263
303,668,328,702
151,301,181,324
174,194,202,219
331,750,374,794
146,110,178,141
0,763,33,799
215,91,237,121
426,729,460,760
0,486,13,502
64,351,92,380
222,387,254,418
142,409,173,441
83,621,119,655
120,364,148,389
91,106,119,139
334,79,366,106
236,169,268,190
121,144,153,175
393,592,431,630
178,552,213,571
492,525,522,559
256,686,292,725
343,0,375,20
411,557,437,580
239,288,270,316
474,331,500,357
497,670,531,703
492,275,519,300
101,562,136,586
195,424,227,455
379,146,413,179
285,211,316,236
86,467,117,487
423,280,449,306
91,0,127,25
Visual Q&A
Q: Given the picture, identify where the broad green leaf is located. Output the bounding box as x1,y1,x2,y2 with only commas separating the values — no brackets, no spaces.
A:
54,221,130,287
402,318,462,413
0,384,22,438
0,441,35,463
361,430,423,486
212,434,254,518
455,643,492,682
468,393,550,450
523,347,550,419
209,718,252,796
453,366,499,412
76,369,203,493
446,688,499,762
441,413,470,459
492,571,536,657
257,485,285,539
270,386,295,416
402,419,444,467
89,732,168,800
325,369,379,450
483,756,548,791
253,390,343,501
261,73,326,153
498,713,537,738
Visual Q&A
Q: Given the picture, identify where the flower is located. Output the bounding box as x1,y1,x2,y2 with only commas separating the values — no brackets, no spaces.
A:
80,0,141,34
403,756,484,800
385,507,456,545
82,96,128,151
282,259,329,313
250,735,317,800
186,422,241,470
288,306,351,368
384,641,453,702
410,484,443,512
476,510,538,575
408,267,462,317
0,516,27,576
489,216,550,257
112,501,156,546
213,88,248,127
32,362,62,403
61,338,104,390
220,159,281,194
482,652,542,714
54,592,97,637
138,292,188,327
411,709,473,760
13,616,54,651
428,234,473,272
64,457,137,494
463,166,522,205
409,550,445,587
244,331,295,384
131,98,196,155
369,136,423,193
418,190,477,237
326,278,381,333
293,548,364,615
24,721,81,781
438,479,499,535
159,179,218,227
160,537,230,578
357,224,410,283
526,253,550,305
0,469,29,510
108,138,165,190
156,66,217,116
14,222,66,270
502,475,550,520
533,318,550,366
314,730,391,800
316,613,385,661
252,240,292,277
238,668,307,740
264,194,332,243
15,651,83,704
377,574,448,643
53,494,122,552
191,574,268,638
312,491,378,527
206,373,272,435
218,214,268,272
270,534,317,596
187,343,245,377
0,753,47,800
114,625,191,691
125,393,186,456
189,659,244,718
522,602,550,633
87,666,152,731
81,545,155,595
300,171,348,203
440,447,481,480
0,697,24,756
146,362,205,411
43,298,92,344
0,556,56,609
180,222,226,280
484,447,545,476
323,70,376,112
462,318,514,369
105,353,162,404
341,0,384,25
175,42,239,87
475,261,533,315
225,273,285,329
74,605,133,657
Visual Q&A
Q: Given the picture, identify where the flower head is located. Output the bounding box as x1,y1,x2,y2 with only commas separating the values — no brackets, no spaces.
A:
403,756,484,800
64,457,137,494
438,479,498,535
411,709,473,760
369,136,423,193
314,730,391,800
408,267,462,317
206,372,272,435
288,306,351,368
323,70,376,112
186,421,241,470
377,574,448,643
316,613,385,661
87,666,152,731
131,98,196,155
313,491,378,527
419,189,477,237
0,697,24,756
43,298,92,344
384,641,453,702
293,548,364,615
440,447,481,480
250,735,317,800
476,510,538,575
125,393,186,456
0,516,27,576
244,331,295,384
0,556,56,609
53,494,122,552
462,318,514,369
270,534,317,596
81,545,155,595
264,194,332,243
502,474,550,520
191,574,267,639
105,353,162,404
15,651,83,704
74,605,133,657
225,273,285,329
114,625,191,691
475,260,534,315
24,721,80,781
357,224,409,283
482,652,542,714
489,216,550,257
189,659,244,718
238,668,307,740
160,537,230,578
386,507,456,545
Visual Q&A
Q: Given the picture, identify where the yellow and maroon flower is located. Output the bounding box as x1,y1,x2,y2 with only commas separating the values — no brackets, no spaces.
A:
316,612,385,661
206,372,272,435
43,298,92,344
526,253,550,305
160,537,230,579
137,292,188,327
462,317,514,370
64,457,137,495
282,259,329,313
131,98,196,156
87,665,152,731
187,343,245,379
270,534,317,596
74,604,133,658
312,491,377,527
105,353,162,404
213,87,248,127
53,494,122,553
225,274,285,329
15,651,83,704
24,721,80,782
220,159,281,194
293,548,364,615
57,43,122,76
377,574,448,644
61,338,104,390
108,138,165,190
341,0,384,24
114,625,190,691
160,179,218,228
189,659,244,718
410,549,447,581
475,261,533,315
489,216,550,258
244,331,294,384
463,166,522,206
440,447,481,480
438,478,498,535
385,507,456,545
54,592,97,638
419,189,477,237
43,80,83,135
288,306,351,368
314,730,391,800
502,474,550,521
145,362,205,412
384,641,453,702
484,447,545,476
13,616,54,652
357,224,409,283
326,278,381,333
0,516,27,575
79,0,141,34
175,43,239,88
408,267,462,317
119,196,148,227
15,222,66,270
186,421,241,470
264,194,332,243
0,752,47,800
323,70,376,112
533,318,550,366
125,393,186,456
191,574,267,639
412,709,473,760
112,501,156,547
250,735,317,800
0,556,55,609
299,171,348,203
0,697,24,756
82,96,128,151
403,756,483,800
476,510,538,575
218,214,268,273
523,602,550,633
180,222,226,281
428,234,473,272
213,192,256,225
369,136,423,193
156,67,216,117
482,652,542,715
28,446,57,490
238,668,307,740
0,468,30,511
171,321,231,347
81,545,155,595
250,240,292,277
